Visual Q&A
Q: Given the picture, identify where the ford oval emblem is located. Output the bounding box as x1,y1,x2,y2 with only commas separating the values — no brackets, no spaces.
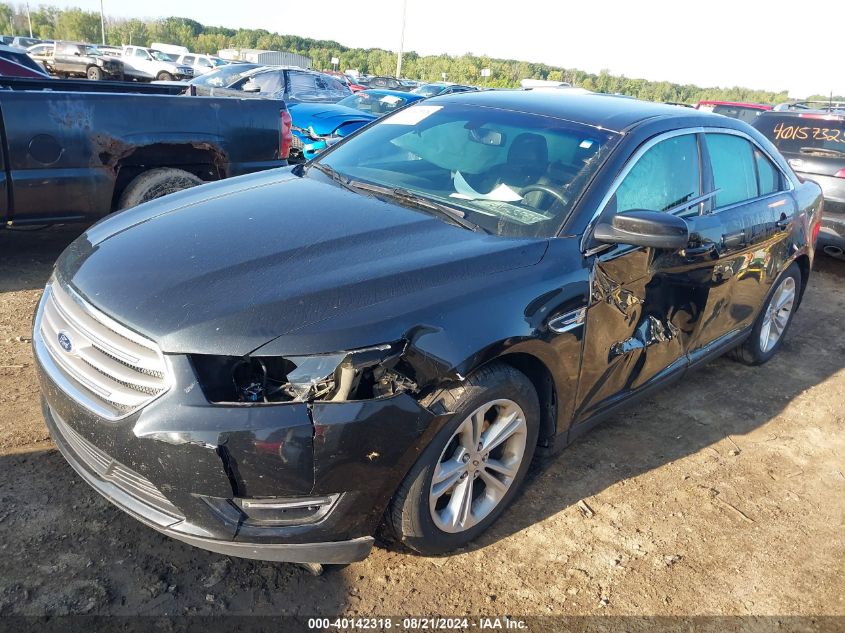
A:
57,331,73,353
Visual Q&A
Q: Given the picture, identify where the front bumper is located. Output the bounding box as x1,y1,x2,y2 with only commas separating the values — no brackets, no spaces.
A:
44,400,373,564
35,323,440,563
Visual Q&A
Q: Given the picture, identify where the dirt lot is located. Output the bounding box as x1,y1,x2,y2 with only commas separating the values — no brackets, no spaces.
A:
0,226,843,622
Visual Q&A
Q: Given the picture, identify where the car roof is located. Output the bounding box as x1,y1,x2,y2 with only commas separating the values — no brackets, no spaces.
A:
427,89,728,134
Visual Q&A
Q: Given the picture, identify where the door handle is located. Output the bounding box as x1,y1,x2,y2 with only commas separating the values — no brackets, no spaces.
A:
722,230,745,248
681,243,718,258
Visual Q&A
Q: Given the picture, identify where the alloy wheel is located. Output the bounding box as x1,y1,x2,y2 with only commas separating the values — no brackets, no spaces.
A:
429,399,527,533
760,276,796,353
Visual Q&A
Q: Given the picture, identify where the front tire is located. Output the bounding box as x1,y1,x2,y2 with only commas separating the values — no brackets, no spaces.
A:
731,262,801,365
117,168,203,210
87,66,104,80
156,71,173,81
387,363,540,555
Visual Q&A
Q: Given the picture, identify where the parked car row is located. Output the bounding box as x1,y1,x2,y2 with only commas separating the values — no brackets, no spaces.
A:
24,41,202,81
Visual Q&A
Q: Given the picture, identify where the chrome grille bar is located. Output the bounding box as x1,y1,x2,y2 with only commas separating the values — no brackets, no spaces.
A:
34,280,172,420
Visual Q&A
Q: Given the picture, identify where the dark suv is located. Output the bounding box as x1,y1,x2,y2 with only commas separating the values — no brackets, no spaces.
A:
754,110,845,258
47,41,124,80
35,92,822,565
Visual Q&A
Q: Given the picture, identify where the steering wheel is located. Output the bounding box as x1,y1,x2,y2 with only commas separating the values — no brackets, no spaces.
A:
520,184,568,208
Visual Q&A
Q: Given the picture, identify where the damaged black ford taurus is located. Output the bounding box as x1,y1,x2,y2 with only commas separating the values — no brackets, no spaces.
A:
34,91,823,564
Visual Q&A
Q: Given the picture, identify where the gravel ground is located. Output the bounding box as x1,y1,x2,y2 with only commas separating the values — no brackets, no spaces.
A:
0,226,842,621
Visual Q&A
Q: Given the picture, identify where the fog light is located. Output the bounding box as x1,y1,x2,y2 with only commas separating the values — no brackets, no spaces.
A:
237,494,340,526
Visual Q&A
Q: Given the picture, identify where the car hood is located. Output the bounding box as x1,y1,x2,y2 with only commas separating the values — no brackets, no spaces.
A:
288,103,376,135
56,169,548,356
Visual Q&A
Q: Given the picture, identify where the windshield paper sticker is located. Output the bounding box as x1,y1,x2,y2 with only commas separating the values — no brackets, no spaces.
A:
450,171,523,202
382,105,443,125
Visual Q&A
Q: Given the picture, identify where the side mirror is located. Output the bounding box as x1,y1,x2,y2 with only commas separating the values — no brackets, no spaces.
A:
594,210,689,249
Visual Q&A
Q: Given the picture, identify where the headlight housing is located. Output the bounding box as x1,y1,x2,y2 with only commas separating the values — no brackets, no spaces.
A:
191,341,416,404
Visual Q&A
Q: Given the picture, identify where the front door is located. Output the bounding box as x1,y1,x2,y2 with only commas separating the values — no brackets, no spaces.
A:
573,132,708,422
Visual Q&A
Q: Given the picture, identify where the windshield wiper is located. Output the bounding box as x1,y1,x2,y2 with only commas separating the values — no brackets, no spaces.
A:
799,146,845,158
346,180,488,233
309,163,360,194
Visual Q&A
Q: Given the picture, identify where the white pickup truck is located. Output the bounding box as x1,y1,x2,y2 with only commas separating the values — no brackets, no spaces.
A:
120,46,194,82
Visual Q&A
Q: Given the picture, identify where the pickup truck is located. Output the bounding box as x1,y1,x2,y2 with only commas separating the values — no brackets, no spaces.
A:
40,41,125,81
119,46,194,82
0,77,291,227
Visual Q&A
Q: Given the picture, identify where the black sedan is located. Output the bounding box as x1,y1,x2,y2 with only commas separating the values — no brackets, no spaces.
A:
34,91,822,564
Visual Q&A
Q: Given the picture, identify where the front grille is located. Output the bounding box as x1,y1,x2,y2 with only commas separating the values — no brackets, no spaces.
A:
35,280,171,420
52,410,184,521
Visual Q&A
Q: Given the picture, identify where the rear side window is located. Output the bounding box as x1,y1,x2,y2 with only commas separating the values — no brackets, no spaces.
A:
613,134,701,214
712,105,765,124
755,114,845,154
706,134,758,207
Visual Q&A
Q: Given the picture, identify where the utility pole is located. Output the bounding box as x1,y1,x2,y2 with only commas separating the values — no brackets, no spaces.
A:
25,2,33,38
100,0,106,45
395,0,407,79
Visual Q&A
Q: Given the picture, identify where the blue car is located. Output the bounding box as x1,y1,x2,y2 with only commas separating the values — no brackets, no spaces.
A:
288,102,377,161
336,89,426,116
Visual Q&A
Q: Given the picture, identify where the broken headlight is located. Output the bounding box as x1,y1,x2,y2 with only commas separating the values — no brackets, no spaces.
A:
190,341,416,404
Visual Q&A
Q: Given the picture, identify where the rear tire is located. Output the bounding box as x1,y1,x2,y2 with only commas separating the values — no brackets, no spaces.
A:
117,168,203,210
156,71,173,81
730,262,801,365
86,66,104,80
387,363,540,555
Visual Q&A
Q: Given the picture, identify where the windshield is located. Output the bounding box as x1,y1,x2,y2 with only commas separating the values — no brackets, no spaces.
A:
756,114,845,154
149,50,174,62
316,103,619,238
412,84,445,97
338,92,410,115
190,63,260,87
83,46,102,56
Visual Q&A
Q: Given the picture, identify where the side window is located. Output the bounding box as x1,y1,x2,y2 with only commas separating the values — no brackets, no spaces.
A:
250,72,284,95
134,48,149,58
182,55,195,65
754,149,783,196
706,134,758,207
613,134,701,214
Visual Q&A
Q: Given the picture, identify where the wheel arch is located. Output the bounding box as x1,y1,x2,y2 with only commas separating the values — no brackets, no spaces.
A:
793,253,811,307
495,352,559,448
108,143,227,210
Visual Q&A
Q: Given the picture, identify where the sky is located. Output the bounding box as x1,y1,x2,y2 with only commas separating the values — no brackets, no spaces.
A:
39,0,842,98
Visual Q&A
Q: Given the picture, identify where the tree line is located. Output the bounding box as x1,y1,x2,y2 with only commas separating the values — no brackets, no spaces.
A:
3,3,839,104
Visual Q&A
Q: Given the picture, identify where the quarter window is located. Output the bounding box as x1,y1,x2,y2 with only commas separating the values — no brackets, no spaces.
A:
706,134,758,207
613,134,701,214
755,149,782,196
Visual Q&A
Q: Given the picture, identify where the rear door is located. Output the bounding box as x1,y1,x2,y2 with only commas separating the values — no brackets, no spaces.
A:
52,43,78,74
684,131,797,360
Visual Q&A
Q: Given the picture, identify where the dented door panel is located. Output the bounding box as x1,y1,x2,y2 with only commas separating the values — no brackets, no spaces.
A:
573,246,700,421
